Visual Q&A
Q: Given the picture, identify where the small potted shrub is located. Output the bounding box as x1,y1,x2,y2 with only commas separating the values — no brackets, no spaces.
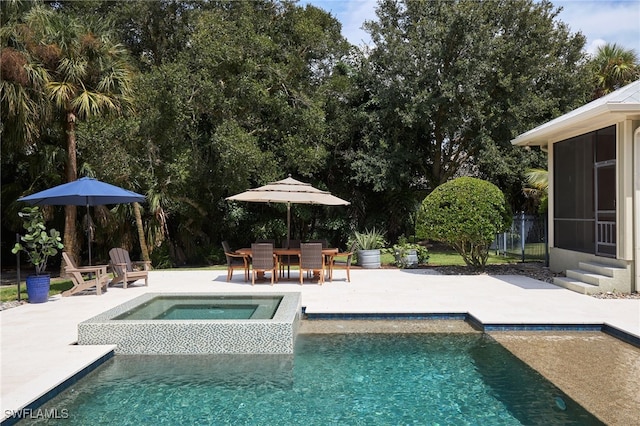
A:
12,206,64,303
351,228,386,269
390,236,430,268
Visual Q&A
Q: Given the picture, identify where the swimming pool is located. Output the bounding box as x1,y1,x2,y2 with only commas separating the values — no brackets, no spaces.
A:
19,333,603,425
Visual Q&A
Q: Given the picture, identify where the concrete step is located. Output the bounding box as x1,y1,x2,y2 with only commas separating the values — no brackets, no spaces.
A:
553,276,600,294
578,261,627,278
566,269,609,286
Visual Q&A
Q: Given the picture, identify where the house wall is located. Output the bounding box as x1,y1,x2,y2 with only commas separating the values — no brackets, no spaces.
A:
546,119,639,292
635,126,640,292
549,246,631,273
547,137,555,252
618,120,636,261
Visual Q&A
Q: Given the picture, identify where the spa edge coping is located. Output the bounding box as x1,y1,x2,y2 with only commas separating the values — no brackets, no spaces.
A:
77,292,301,355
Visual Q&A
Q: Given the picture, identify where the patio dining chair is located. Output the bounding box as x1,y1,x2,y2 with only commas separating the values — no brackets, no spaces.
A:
108,247,150,288
330,242,356,282
222,241,250,282
299,243,325,285
251,243,279,285
309,239,336,275
61,252,109,296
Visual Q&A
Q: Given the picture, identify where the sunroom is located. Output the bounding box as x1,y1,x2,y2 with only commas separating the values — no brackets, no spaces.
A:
512,80,640,294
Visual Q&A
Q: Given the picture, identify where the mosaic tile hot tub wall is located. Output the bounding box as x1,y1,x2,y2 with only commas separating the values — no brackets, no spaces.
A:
78,292,301,355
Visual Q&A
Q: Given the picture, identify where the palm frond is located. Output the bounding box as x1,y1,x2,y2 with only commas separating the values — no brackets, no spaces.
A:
57,56,88,83
46,80,76,109
72,90,117,118
524,168,548,191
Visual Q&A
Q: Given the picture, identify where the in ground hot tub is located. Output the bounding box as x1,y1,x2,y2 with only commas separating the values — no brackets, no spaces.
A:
78,292,301,355
113,294,283,320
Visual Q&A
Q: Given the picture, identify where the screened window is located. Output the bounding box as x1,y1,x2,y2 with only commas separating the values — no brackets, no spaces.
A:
553,126,616,255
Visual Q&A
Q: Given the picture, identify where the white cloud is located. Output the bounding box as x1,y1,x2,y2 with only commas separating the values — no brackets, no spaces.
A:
586,39,607,56
554,1,640,55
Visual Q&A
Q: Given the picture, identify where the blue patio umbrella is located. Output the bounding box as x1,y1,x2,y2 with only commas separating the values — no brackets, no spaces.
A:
18,177,145,264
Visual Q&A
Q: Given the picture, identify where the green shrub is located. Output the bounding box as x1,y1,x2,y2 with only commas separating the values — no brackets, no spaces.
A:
417,177,511,269
150,242,174,269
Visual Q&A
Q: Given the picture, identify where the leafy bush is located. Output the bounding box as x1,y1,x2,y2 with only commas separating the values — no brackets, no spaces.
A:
150,242,174,269
417,177,511,268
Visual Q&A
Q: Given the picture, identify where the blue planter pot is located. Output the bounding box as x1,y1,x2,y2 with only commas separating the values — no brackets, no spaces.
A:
26,274,50,303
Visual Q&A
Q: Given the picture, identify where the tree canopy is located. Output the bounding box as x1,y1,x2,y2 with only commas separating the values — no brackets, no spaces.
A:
2,0,630,267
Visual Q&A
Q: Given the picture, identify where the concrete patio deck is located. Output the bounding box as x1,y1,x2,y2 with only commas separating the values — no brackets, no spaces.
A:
1,268,639,423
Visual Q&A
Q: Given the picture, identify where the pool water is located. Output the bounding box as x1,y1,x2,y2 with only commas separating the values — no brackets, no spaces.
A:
112,295,282,320
156,304,258,320
22,334,603,425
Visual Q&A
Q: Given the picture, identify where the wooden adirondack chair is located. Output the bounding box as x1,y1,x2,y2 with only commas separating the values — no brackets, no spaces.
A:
108,248,150,288
61,252,109,296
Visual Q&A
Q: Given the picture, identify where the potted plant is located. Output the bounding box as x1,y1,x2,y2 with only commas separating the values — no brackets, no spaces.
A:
389,236,430,268
11,206,64,303
351,228,386,269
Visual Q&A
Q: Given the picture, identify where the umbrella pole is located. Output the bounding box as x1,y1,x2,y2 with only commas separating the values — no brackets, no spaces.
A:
287,202,291,248
87,202,92,266
16,233,21,302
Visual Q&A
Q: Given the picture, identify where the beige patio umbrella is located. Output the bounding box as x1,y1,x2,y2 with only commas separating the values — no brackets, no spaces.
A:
226,176,350,246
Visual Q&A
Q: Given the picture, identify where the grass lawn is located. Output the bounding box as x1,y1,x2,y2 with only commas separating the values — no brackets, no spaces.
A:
1,278,74,303
420,251,518,266
501,242,547,260
1,249,523,303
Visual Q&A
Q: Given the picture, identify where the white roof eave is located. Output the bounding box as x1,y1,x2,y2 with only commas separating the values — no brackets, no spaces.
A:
512,80,640,147
512,104,640,146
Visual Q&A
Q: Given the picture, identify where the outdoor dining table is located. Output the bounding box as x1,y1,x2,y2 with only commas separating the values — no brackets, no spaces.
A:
236,247,338,280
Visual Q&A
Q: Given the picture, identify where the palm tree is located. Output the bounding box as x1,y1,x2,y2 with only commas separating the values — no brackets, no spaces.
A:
523,168,548,213
1,5,134,263
591,43,639,99
0,3,49,148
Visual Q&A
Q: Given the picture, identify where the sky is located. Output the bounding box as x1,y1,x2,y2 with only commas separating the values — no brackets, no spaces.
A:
301,0,640,56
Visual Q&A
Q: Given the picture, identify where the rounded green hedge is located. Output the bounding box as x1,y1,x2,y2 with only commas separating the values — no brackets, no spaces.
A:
417,177,511,268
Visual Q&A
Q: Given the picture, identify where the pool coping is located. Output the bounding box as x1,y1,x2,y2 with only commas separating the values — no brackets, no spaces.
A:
0,351,114,426
0,345,115,426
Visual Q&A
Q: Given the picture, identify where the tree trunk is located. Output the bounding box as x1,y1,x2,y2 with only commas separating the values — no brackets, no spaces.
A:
62,110,78,269
133,202,150,263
